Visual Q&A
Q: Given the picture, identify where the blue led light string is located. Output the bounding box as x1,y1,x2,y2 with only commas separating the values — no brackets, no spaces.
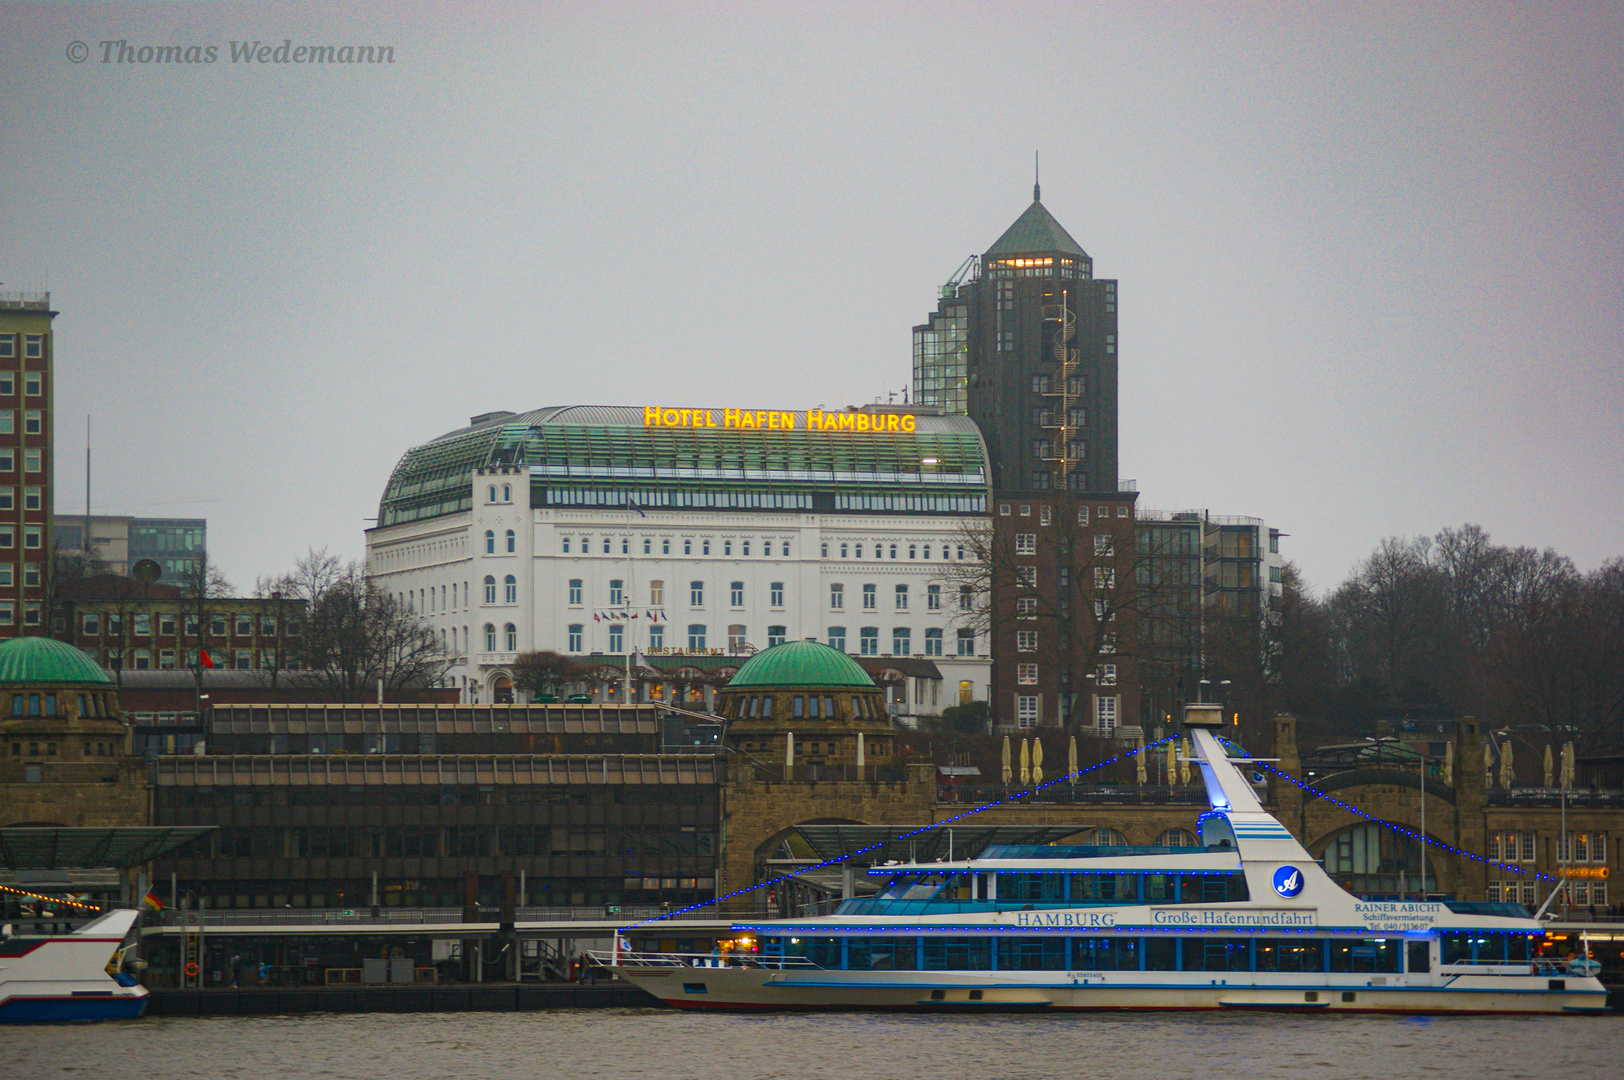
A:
627,734,1180,929
1215,735,1561,885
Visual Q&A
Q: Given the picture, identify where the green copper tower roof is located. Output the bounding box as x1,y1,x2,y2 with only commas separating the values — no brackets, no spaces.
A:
984,198,1089,259
0,637,114,686
725,641,877,690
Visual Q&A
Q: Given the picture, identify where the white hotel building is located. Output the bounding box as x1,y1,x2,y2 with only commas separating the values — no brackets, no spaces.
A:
366,405,992,721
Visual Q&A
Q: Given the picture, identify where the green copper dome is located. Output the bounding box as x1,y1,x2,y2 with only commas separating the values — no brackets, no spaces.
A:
726,641,877,690
0,636,114,686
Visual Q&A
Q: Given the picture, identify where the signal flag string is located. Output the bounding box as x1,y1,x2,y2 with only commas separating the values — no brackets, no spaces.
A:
1216,736,1564,885
628,735,1180,929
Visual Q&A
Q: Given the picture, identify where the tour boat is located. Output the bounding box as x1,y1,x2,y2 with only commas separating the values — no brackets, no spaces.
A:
0,908,148,1022
605,710,1609,1014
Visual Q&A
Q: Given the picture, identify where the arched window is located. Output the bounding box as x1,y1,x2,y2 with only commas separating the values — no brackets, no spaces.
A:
504,575,517,603
483,576,496,604
483,623,496,651
1319,822,1435,894
505,529,516,553
485,530,495,554
501,483,511,501
488,485,497,502
504,623,517,651
1089,828,1127,846
1158,828,1198,848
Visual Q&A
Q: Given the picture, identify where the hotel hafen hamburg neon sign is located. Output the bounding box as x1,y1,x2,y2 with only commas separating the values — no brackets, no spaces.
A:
644,407,917,433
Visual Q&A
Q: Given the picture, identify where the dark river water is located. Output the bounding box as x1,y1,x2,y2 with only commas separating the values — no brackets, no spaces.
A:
5,1009,1621,1080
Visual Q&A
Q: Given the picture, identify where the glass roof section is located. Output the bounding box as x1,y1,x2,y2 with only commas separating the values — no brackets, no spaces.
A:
379,406,989,526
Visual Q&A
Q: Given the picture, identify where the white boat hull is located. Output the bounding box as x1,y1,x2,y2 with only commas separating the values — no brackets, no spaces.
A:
617,966,1609,1015
0,910,149,1023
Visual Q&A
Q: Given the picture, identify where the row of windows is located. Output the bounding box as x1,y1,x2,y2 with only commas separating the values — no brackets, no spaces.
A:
0,449,45,473
562,534,794,558
0,487,42,511
0,525,43,549
81,612,294,638
0,411,44,435
772,936,1422,975
559,623,978,658
0,336,44,360
85,648,292,671
0,562,41,589
998,502,1129,523
1489,831,1610,864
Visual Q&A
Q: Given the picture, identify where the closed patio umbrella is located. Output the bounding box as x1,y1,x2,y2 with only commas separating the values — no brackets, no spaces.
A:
1032,737,1044,785
1002,735,1012,785
1020,738,1031,786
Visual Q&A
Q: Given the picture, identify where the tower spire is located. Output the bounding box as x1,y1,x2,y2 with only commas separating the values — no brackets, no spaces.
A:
1034,151,1041,202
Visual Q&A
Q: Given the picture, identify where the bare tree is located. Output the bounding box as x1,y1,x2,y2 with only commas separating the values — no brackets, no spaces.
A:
511,650,581,702
279,551,451,703
174,552,232,707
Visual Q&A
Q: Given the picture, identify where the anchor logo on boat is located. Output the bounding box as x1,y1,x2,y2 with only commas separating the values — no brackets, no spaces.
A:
1272,865,1305,898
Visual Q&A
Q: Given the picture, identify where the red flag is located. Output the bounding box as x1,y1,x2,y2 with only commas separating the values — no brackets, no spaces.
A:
198,648,215,669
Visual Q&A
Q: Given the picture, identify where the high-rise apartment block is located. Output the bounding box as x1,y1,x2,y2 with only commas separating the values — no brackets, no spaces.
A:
0,293,55,637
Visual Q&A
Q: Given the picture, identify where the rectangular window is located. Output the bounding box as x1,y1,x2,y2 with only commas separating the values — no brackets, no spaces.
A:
24,336,42,359
133,613,151,636
959,585,974,611
22,563,39,588
24,449,40,472
687,624,707,651
1016,630,1037,652
648,625,664,650
827,627,847,652
730,581,744,607
234,614,251,636
926,584,941,611
770,582,784,607
1017,597,1037,619
690,581,705,607
924,628,943,656
22,487,40,511
608,624,623,653
1016,695,1039,729
83,613,100,635
1015,533,1036,555
23,411,41,435
567,624,583,652
862,584,877,610
957,628,976,656
23,372,41,396
1094,567,1116,589
830,583,844,609
0,566,10,587
0,412,11,434
892,628,911,655
1096,694,1119,733
649,580,664,606
0,450,12,472
1017,663,1038,685
727,624,747,652
0,602,12,625
859,627,878,656
1098,663,1117,686
0,526,15,549
1094,534,1114,556
608,579,624,606
895,584,908,610
23,525,40,549
767,625,786,647
1016,566,1037,587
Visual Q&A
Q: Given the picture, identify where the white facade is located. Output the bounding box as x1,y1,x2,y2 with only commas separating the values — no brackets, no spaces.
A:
367,468,990,720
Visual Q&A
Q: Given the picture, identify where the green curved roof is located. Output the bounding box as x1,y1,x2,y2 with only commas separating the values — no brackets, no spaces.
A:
725,641,877,690
0,637,113,686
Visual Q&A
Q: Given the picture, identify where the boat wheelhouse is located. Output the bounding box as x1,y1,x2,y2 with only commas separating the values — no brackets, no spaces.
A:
0,908,148,1023
606,707,1608,1013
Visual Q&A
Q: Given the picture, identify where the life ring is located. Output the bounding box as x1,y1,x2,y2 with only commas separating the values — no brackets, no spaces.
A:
184,962,200,979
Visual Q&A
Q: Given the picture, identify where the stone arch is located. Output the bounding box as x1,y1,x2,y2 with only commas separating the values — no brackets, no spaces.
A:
1310,820,1445,897
485,669,514,704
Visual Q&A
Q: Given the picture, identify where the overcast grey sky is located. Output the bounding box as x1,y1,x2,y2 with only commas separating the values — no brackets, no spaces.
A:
2,1,1619,597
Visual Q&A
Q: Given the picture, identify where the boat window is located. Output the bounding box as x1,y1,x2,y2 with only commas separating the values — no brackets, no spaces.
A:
1002,874,1064,902
1073,937,1141,971
1256,939,1326,973
848,937,917,971
1069,873,1138,902
922,937,991,971
1329,939,1400,974
998,938,1068,970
